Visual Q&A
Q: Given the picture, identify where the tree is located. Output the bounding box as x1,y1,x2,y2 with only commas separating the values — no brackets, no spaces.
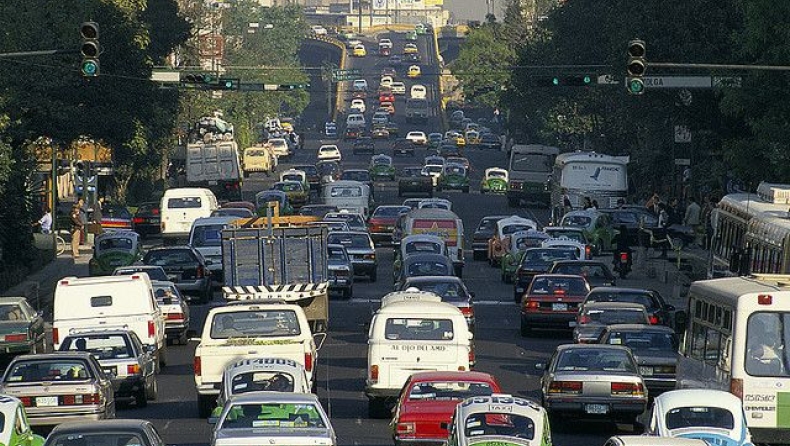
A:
453,24,515,109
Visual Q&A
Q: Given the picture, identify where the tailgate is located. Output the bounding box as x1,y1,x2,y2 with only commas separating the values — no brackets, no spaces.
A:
380,343,465,386
197,342,307,385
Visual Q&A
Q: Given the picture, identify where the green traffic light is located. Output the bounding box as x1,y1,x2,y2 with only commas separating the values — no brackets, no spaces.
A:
628,78,645,95
583,75,591,84
552,77,560,86
81,59,99,77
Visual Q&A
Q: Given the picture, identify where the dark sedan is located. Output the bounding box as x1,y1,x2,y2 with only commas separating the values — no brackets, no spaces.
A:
327,231,378,281
580,286,683,328
45,419,166,446
472,215,509,261
100,204,133,231
478,132,502,150
132,202,160,237
0,297,45,359
394,253,454,289
548,260,617,288
392,139,416,156
143,246,212,304
353,137,375,155
598,323,679,394
513,247,580,302
398,166,433,197
299,205,339,219
368,205,409,244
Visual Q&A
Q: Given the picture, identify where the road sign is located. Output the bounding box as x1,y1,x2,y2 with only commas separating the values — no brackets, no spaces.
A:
638,76,712,89
597,74,619,85
674,158,691,166
674,125,692,143
332,69,360,77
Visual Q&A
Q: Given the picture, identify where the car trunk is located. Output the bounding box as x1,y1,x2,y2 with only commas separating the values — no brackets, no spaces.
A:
197,341,310,386
4,381,103,418
399,399,458,438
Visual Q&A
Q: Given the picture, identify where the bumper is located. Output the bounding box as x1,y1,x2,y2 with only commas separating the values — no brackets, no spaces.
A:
165,323,188,338
365,385,401,399
175,278,209,294
207,264,224,285
328,277,352,290
521,311,576,329
394,437,446,445
351,260,377,275
370,231,394,243
133,223,160,235
643,377,676,393
196,383,220,396
0,341,35,355
750,427,790,445
28,406,113,426
544,397,646,419
113,375,147,398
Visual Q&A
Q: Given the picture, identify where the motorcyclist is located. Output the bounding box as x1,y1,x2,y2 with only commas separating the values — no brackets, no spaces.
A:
612,225,632,271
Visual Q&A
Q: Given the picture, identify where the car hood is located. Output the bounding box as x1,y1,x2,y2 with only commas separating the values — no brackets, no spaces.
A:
214,428,333,446
399,399,461,420
466,436,532,446
673,430,743,446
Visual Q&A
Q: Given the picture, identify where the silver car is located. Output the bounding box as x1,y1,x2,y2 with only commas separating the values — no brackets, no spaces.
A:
539,344,647,427
598,324,679,395
152,281,191,345
211,392,335,446
326,231,377,281
572,302,650,343
0,352,115,426
327,244,354,298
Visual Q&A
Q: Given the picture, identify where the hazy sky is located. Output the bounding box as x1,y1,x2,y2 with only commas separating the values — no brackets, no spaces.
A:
445,0,500,22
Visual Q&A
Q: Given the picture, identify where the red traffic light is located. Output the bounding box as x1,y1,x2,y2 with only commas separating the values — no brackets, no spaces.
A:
627,39,645,58
80,22,99,40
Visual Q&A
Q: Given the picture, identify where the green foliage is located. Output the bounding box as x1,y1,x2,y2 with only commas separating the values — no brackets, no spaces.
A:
453,23,515,108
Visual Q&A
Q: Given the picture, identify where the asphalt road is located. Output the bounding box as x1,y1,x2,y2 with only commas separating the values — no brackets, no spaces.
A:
75,31,653,446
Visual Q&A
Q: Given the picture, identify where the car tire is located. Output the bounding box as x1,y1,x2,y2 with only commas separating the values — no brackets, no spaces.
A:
197,395,215,418
146,377,158,400
368,398,389,419
520,319,532,337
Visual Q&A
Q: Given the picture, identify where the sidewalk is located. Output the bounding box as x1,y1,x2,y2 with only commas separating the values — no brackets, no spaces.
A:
1,245,91,319
629,244,710,310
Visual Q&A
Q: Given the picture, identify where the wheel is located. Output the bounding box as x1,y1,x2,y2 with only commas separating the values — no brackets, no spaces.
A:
368,397,389,419
520,319,532,337
197,395,215,418
135,385,148,408
146,376,158,400
370,269,377,282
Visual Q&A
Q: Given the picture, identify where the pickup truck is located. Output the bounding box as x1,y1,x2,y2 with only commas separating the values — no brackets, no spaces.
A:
193,301,325,417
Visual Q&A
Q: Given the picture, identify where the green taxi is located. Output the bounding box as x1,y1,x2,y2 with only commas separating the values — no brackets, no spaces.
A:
499,230,550,283
480,167,509,194
272,180,308,208
405,30,418,41
437,164,469,193
369,154,396,181
559,210,615,255
0,396,45,446
415,23,428,35
89,231,144,276
280,169,310,194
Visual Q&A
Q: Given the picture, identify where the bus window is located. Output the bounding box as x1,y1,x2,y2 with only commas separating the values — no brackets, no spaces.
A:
745,312,790,377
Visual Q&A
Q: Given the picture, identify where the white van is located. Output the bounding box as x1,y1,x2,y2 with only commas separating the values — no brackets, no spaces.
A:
53,274,167,368
189,216,236,286
410,84,427,100
346,113,366,129
160,188,218,244
365,291,473,418
322,180,371,218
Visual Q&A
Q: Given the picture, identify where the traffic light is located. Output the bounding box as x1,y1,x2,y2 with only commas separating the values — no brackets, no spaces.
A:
182,73,216,84
217,78,240,91
79,22,100,77
277,84,311,91
626,39,646,95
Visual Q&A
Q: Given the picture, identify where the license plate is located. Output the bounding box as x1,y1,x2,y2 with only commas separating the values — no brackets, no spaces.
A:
410,181,419,186
639,366,654,376
208,180,218,186
585,404,608,414
168,274,180,281
399,150,407,153
36,396,59,407
552,303,568,311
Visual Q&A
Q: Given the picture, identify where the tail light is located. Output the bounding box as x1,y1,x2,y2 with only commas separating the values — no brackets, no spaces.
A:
578,314,591,324
553,288,566,295
148,320,155,338
4,333,27,342
731,378,743,400
62,394,101,405
619,252,629,262
585,245,592,258
127,364,141,374
524,300,539,310
52,327,59,345
396,422,415,435
548,381,583,394
304,352,313,372
152,208,159,215
649,315,659,325
370,365,379,382
167,313,185,321
196,265,205,279
132,217,144,224
194,356,202,376
363,254,376,260
460,306,473,318
19,397,31,407
611,382,645,396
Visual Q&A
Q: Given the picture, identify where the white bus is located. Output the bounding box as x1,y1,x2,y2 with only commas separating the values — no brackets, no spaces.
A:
677,274,790,445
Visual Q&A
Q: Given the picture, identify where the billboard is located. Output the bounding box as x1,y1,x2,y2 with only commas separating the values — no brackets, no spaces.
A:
372,0,438,10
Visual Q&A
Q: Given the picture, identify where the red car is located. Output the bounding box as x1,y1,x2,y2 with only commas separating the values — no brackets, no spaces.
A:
520,273,591,337
368,205,410,244
390,371,501,445
379,91,395,103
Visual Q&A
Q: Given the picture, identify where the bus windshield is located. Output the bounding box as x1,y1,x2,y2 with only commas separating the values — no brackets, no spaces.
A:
746,312,790,377
511,154,552,173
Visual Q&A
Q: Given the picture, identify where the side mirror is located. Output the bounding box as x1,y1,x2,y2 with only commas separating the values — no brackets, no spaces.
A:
314,332,327,350
145,344,156,354
207,416,218,425
534,363,546,371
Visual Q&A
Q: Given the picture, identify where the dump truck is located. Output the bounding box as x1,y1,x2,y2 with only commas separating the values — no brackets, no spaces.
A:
221,205,329,332
186,115,243,200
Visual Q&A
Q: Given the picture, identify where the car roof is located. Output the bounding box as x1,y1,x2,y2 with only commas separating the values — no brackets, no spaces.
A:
403,253,452,264
63,329,136,338
51,419,153,435
402,234,444,243
408,371,496,383
14,351,96,362
404,275,463,284
606,436,707,446
0,296,28,304
193,216,237,225
553,260,608,266
532,273,589,280
224,357,305,375
653,389,743,411
456,395,545,418
588,287,653,294
555,343,631,353
228,391,320,405
406,208,458,219
603,323,675,333
583,301,648,310
377,299,461,315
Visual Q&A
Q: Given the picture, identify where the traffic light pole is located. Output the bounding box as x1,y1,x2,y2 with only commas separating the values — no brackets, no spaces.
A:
649,62,790,72
0,49,79,58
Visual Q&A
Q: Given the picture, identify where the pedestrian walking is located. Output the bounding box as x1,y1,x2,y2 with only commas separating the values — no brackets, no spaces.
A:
645,192,661,215
657,203,670,259
70,204,83,258
32,204,52,234
684,196,702,246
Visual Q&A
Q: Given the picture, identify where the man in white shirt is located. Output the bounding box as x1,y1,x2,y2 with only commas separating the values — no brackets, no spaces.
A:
33,204,52,234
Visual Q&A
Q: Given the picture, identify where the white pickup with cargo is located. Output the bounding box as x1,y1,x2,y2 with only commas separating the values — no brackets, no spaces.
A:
365,291,473,418
193,301,325,417
52,274,167,369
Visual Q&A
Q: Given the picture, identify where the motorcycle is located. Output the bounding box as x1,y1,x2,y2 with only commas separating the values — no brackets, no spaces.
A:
613,249,632,279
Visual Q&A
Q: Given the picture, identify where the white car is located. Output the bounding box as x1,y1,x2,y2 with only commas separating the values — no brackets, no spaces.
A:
310,25,327,35
405,131,427,145
352,79,368,91
347,38,362,48
318,144,342,161
644,389,753,446
378,38,392,49
380,76,393,88
420,164,443,187
410,84,427,99
350,98,366,113
211,392,336,446
391,82,406,95
446,395,551,446
418,198,452,210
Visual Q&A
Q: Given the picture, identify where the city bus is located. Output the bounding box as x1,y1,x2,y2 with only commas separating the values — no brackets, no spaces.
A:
506,144,559,208
677,274,790,445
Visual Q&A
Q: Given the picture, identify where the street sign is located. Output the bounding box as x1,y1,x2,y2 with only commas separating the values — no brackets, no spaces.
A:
674,125,692,143
674,158,691,166
597,74,619,85
332,69,360,77
638,76,712,89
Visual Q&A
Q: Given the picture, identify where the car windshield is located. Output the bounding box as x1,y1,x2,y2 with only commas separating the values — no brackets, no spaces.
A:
316,163,338,175
168,197,201,209
294,166,318,176
327,233,371,249
246,149,267,157
192,224,224,248
503,224,532,235
327,247,348,260
477,218,499,232
385,318,454,340
443,165,466,176
97,237,134,251
514,236,548,250
220,403,325,429
408,280,467,302
61,334,134,360
405,242,441,255
604,330,678,352
145,249,196,266
372,157,391,166
745,312,790,377
546,230,585,243
529,277,587,295
556,348,636,372
282,174,302,182
586,291,657,310
488,171,506,179
424,166,442,174
464,413,535,440
342,171,370,182
136,203,158,214
329,186,362,197
6,359,92,382
229,371,295,394
373,207,408,218
0,304,27,322
152,283,182,303
210,310,301,339
407,261,450,277
274,183,301,192
402,168,422,177
582,308,648,325
563,215,593,227
408,381,493,401
665,407,735,431
553,263,610,279
48,433,147,446
256,194,285,207
523,249,578,266
511,153,552,173
212,208,252,218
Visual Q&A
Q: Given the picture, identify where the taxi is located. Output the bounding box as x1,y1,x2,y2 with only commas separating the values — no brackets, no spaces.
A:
487,216,539,266
407,65,421,78
405,30,418,41
541,236,590,260
446,394,552,446
0,396,44,446
210,357,311,420
89,231,144,276
645,389,753,446
352,44,366,57
271,181,308,208
500,230,550,283
560,210,615,255
280,169,309,194
369,154,396,181
404,43,419,54
480,167,509,195
465,130,481,146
